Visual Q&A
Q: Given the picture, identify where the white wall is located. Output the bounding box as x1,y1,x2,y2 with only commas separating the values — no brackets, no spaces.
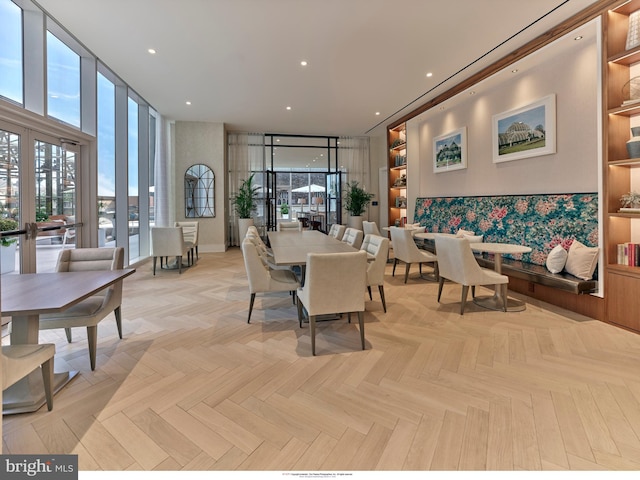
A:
407,28,599,212
174,121,227,252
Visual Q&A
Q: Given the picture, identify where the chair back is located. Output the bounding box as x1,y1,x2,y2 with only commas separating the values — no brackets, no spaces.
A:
328,224,346,241
362,221,381,237
277,221,302,231
55,247,124,301
389,227,424,262
151,227,187,257
434,235,487,285
341,228,364,249
246,225,259,237
241,237,270,293
301,250,367,316
361,234,389,286
175,221,199,245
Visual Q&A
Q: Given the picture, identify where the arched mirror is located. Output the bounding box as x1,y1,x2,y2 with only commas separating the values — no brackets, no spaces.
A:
185,164,215,217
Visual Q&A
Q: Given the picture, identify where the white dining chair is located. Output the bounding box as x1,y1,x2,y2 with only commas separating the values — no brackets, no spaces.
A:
341,227,364,249
390,226,437,283
241,237,300,323
435,235,509,314
296,250,367,355
362,221,382,237
277,221,302,231
151,226,193,275
175,221,199,261
2,344,56,411
328,224,346,241
38,247,125,371
360,234,389,312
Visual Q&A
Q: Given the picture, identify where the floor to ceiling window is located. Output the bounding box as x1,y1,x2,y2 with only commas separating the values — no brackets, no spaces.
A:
97,71,116,247
0,0,23,104
46,30,80,128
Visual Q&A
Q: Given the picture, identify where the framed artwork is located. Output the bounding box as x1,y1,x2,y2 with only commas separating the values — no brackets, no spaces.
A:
492,94,556,163
433,127,467,173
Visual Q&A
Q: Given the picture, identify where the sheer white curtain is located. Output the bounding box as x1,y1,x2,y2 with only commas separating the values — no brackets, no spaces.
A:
228,132,265,246
154,115,173,227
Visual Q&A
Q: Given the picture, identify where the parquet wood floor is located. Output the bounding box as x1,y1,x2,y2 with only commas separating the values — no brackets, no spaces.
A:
3,248,640,472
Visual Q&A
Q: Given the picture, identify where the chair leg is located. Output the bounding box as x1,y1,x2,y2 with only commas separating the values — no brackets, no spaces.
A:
404,263,410,283
367,286,372,300
378,285,387,313
501,284,508,312
248,293,255,324
347,312,352,323
357,311,365,350
296,297,304,328
437,277,445,302
291,290,296,305
392,258,398,276
460,285,469,315
87,325,98,371
64,328,72,343
471,285,476,298
178,256,183,274
310,315,317,356
41,356,54,411
115,306,123,339
153,256,157,275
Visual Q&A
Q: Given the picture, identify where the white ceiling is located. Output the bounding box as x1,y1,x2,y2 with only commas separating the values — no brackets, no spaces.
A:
35,0,600,137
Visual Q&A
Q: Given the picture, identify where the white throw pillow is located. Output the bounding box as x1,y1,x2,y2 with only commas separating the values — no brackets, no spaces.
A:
546,244,568,274
564,240,599,280
456,229,474,237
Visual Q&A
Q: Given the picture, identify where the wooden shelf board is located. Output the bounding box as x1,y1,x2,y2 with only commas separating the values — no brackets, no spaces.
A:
607,263,640,276
608,158,640,166
390,165,407,171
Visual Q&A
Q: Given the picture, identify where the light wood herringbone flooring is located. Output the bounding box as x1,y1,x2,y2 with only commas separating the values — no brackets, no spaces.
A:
3,248,640,471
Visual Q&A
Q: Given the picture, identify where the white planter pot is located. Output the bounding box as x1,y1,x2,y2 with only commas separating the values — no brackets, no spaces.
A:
238,218,254,242
347,215,364,231
1,242,17,274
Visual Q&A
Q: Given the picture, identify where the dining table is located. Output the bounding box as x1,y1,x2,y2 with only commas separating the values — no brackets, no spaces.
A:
469,242,532,312
268,230,363,267
2,268,135,414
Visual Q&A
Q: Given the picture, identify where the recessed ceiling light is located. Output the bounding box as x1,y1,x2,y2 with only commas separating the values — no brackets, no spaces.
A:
375,112,380,116
574,35,583,41
426,72,433,78
300,60,308,66
469,91,476,95
512,69,518,73
286,106,292,110
185,101,191,105
148,48,156,54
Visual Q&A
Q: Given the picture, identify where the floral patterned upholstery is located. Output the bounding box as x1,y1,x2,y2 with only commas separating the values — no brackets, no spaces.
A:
413,193,598,266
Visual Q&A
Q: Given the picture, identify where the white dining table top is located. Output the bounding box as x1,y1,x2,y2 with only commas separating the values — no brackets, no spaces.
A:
469,242,532,255
268,230,363,266
413,232,455,240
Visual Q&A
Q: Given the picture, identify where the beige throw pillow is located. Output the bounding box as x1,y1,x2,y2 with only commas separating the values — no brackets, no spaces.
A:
564,240,599,280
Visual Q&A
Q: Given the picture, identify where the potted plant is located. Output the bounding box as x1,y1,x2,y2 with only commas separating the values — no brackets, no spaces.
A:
620,191,640,210
234,173,260,239
344,180,374,230
280,202,289,219
0,218,19,274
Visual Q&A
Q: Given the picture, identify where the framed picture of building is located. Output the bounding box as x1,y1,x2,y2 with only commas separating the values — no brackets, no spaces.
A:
433,127,467,173
493,94,556,163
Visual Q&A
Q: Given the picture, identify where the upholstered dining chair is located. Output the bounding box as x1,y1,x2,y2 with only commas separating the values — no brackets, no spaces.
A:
362,221,382,237
296,250,367,356
360,234,389,312
328,224,346,241
2,343,56,411
151,226,193,275
341,227,364,249
435,235,509,314
390,226,438,283
277,221,302,231
39,247,125,371
241,237,300,323
175,221,199,261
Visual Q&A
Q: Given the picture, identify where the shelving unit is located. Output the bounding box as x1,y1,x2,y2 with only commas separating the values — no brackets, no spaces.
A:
387,123,407,227
604,0,640,332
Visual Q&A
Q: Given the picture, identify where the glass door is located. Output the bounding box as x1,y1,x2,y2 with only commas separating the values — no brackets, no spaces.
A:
0,125,22,276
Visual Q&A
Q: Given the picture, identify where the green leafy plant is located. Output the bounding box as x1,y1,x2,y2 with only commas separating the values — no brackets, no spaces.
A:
344,180,374,216
35,208,49,222
233,174,260,219
0,218,19,247
280,202,289,215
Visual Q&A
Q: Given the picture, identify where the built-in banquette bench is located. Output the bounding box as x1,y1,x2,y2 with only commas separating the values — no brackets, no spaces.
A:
413,193,599,296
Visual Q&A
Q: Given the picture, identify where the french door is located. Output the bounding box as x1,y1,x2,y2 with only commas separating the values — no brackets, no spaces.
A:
0,120,78,274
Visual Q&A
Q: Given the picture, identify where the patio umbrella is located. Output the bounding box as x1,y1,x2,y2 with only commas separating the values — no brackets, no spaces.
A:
291,184,325,193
